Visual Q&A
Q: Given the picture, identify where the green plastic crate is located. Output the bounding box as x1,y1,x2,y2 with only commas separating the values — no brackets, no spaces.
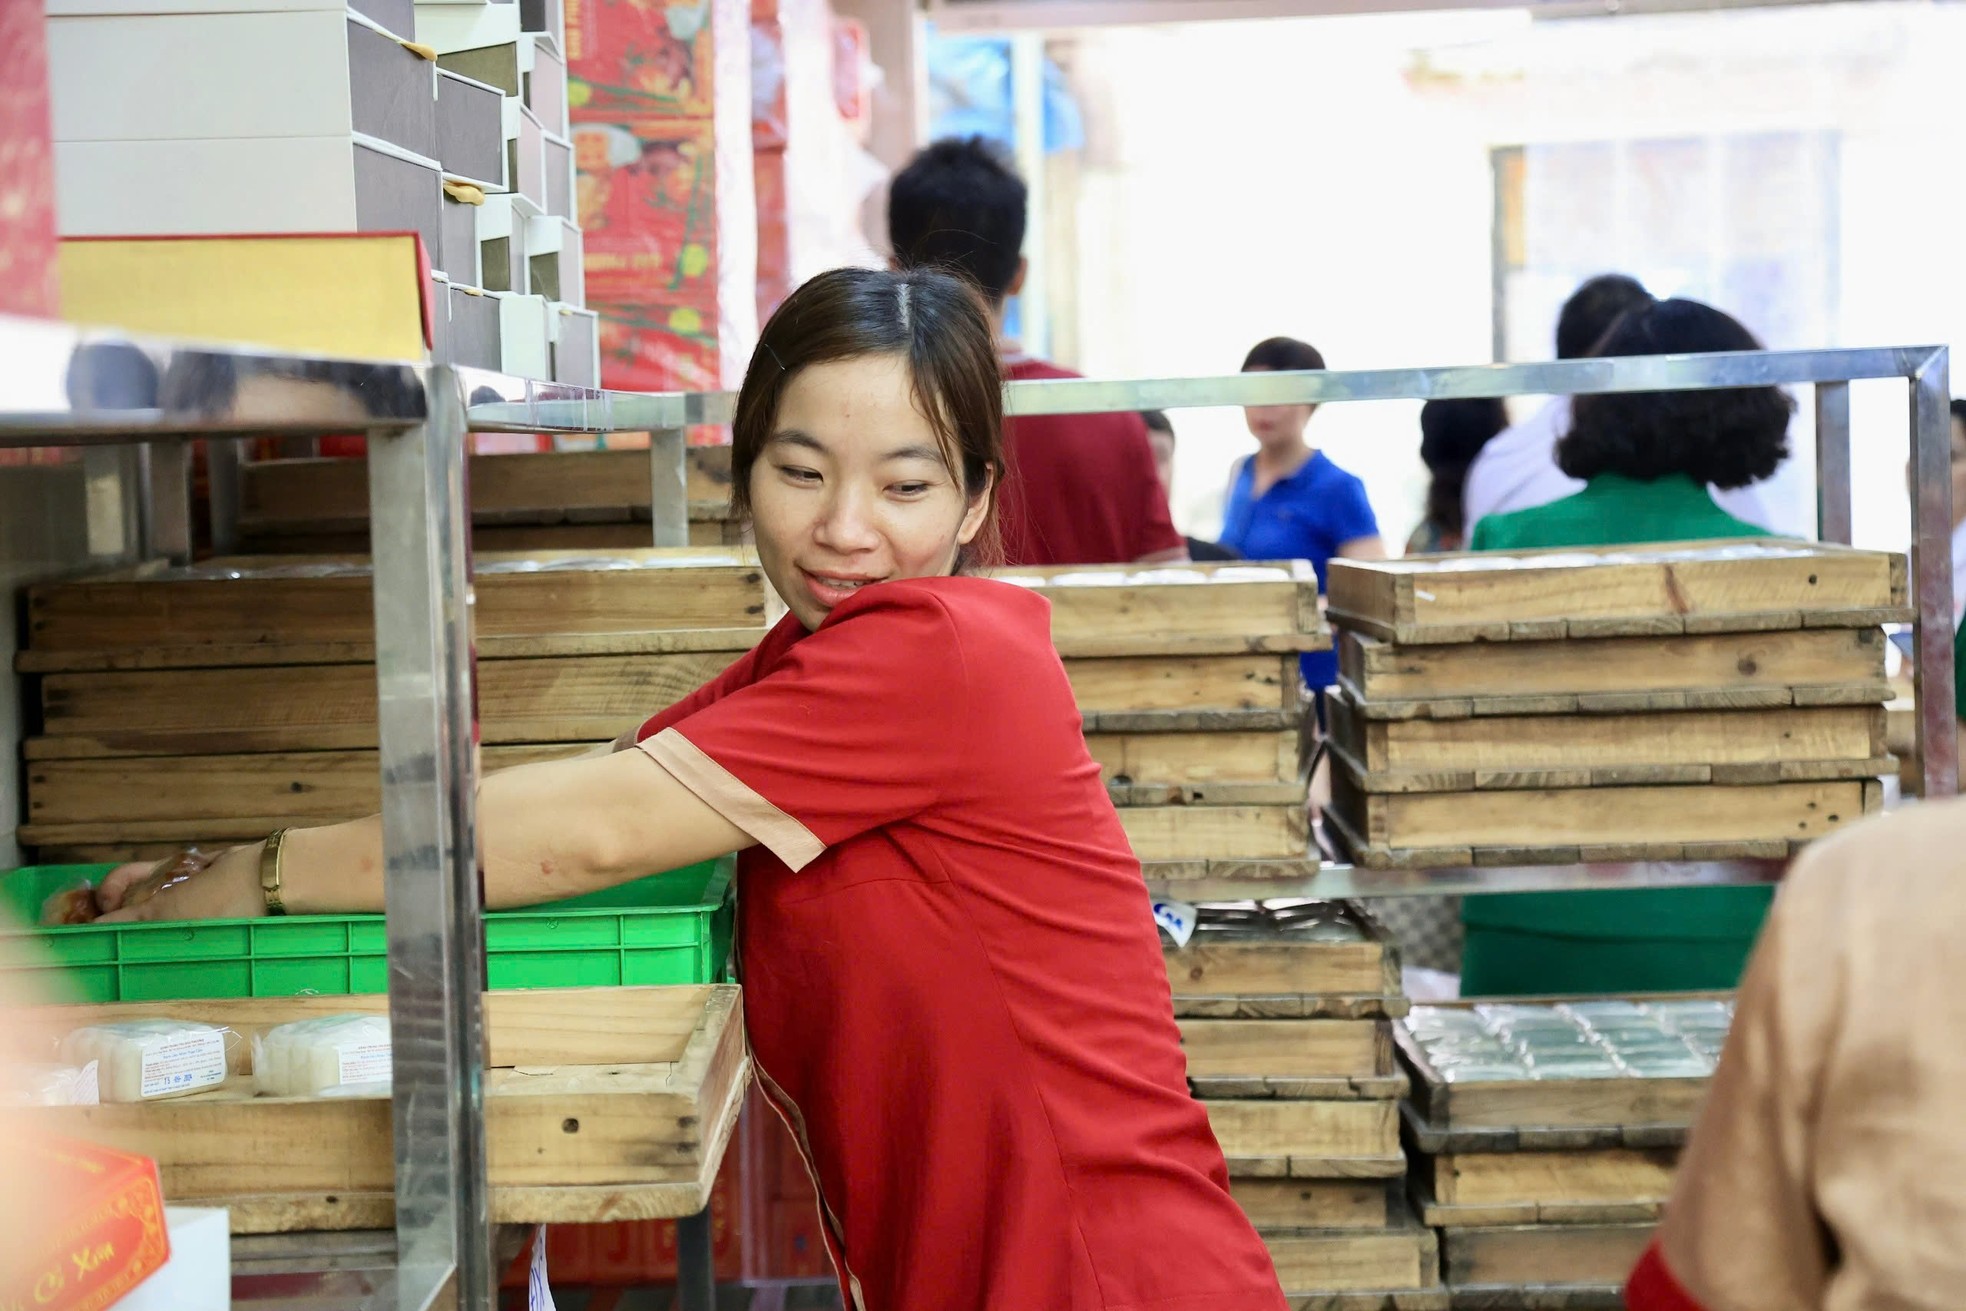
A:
0,858,735,1005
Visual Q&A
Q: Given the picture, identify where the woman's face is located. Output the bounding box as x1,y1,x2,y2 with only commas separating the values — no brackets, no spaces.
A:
749,353,991,631
1240,365,1315,450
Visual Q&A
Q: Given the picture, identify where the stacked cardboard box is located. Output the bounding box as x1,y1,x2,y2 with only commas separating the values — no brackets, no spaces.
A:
42,0,591,381
1397,997,1732,1307
1168,904,1445,1308
1323,542,1906,868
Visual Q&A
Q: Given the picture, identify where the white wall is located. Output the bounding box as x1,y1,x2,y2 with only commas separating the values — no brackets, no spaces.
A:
1053,1,1966,553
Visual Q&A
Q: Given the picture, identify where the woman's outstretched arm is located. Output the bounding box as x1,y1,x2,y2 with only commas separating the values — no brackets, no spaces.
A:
98,749,755,922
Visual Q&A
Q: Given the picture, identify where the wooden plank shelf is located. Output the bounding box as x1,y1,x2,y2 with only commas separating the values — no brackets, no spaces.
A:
1329,693,1891,795
1264,1212,1445,1309
1335,626,1889,716
1326,770,1880,870
1327,541,1909,645
1438,1222,1653,1294
1232,1179,1409,1231
15,986,747,1233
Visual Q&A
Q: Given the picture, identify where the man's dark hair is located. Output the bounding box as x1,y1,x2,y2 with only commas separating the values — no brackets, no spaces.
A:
1140,410,1173,438
1951,398,1966,427
887,137,1027,304
1556,274,1653,360
1241,337,1326,373
1557,298,1792,490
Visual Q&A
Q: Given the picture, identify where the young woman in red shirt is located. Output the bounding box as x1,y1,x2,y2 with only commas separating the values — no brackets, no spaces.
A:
97,266,1289,1311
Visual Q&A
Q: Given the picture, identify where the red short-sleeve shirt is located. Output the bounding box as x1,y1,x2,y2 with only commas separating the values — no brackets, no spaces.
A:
636,577,1283,1311
1000,356,1185,566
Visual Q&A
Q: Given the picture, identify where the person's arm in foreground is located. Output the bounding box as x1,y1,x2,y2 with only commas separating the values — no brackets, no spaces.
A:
98,749,754,921
1625,856,1839,1310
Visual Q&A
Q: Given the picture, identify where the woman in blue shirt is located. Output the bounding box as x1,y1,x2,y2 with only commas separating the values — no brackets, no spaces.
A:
1220,336,1386,696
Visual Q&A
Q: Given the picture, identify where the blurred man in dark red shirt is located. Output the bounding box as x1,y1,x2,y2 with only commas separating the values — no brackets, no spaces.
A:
888,137,1186,567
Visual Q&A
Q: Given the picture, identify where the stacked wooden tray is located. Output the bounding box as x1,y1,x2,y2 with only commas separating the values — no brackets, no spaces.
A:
1170,904,1446,1310
19,557,1324,864
12,985,746,1233
1396,997,1731,1308
1323,541,1906,868
238,445,745,552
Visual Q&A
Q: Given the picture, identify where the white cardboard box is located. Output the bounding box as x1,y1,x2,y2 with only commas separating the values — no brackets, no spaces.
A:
495,291,552,379
48,11,438,159
47,0,414,39
56,134,446,274
118,1207,229,1311
413,0,519,52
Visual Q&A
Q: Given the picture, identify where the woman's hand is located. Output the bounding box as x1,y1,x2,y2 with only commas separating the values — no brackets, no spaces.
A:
95,844,266,923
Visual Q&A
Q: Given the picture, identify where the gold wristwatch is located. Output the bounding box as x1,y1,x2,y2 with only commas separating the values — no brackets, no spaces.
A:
260,828,292,916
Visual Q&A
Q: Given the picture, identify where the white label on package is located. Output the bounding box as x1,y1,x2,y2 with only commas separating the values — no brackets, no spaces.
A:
139,1029,228,1100
530,1225,557,1311
1152,897,1200,949
338,1041,394,1088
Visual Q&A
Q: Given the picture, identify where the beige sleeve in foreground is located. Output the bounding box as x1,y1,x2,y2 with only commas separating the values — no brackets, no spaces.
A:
1653,860,1841,1310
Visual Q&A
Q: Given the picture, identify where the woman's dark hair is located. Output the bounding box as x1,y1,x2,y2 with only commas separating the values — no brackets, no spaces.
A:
732,266,1005,568
1555,274,1653,360
1242,337,1325,373
1557,298,1793,490
1418,398,1509,538
887,137,1027,305
1140,409,1173,437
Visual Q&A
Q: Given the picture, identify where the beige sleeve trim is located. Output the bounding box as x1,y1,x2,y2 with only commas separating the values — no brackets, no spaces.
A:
639,727,826,871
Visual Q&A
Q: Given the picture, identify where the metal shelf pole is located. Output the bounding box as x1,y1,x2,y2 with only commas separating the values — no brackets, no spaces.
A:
651,427,689,548
1814,380,1852,545
367,366,493,1311
1910,350,1957,799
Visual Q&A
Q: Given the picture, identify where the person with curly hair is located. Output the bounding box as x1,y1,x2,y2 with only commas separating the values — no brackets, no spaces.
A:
1470,299,1791,552
1459,298,1795,997
1406,397,1510,554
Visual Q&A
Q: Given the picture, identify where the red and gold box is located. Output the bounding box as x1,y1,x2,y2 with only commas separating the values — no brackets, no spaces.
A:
3,1138,170,1311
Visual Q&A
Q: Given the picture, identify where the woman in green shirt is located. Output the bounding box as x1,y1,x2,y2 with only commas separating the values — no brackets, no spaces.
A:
1460,298,1795,995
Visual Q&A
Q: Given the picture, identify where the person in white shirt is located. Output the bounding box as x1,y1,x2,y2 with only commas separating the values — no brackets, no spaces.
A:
1465,274,1781,537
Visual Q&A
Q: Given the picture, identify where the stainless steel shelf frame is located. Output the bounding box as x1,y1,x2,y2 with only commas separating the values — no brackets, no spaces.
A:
614,345,1953,900
0,314,703,1311
4,312,1949,1302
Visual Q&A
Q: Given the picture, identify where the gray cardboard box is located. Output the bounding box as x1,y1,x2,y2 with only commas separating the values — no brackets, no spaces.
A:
347,15,438,160
449,284,501,370
525,37,567,136
436,68,506,187
550,304,598,388
429,272,451,363
353,136,446,274
439,191,480,283
543,132,572,218
508,104,547,211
